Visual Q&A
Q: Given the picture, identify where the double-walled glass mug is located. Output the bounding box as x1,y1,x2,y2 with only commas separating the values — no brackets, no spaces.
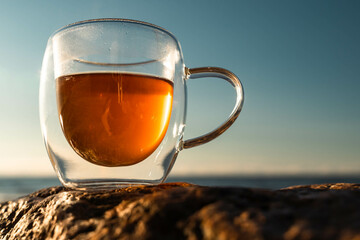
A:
40,19,244,190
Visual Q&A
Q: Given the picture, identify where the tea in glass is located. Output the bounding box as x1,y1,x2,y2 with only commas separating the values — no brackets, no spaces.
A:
56,72,173,167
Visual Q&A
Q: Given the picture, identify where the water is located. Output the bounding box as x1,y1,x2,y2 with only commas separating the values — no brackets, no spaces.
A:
0,175,359,203
0,177,61,202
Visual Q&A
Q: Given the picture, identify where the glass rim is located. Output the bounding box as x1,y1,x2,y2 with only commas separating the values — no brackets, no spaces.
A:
51,18,178,42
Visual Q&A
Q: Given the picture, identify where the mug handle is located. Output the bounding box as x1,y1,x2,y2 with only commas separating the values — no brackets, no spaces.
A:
182,67,244,149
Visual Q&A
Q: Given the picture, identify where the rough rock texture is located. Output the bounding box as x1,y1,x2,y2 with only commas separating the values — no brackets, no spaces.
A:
1,182,360,240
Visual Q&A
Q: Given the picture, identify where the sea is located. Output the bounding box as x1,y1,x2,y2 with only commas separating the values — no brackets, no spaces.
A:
1,175,359,203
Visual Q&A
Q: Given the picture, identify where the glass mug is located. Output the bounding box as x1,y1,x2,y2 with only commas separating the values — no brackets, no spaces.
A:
40,19,244,190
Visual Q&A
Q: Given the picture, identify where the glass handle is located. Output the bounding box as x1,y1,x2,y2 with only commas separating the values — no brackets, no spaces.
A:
182,67,244,149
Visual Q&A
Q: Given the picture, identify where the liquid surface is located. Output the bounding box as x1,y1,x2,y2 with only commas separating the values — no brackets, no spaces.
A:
56,72,173,166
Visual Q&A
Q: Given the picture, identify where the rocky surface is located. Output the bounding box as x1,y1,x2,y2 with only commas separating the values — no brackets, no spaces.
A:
0,182,360,240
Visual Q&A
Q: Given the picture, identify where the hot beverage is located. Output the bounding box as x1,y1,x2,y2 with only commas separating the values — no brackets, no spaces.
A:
56,72,173,167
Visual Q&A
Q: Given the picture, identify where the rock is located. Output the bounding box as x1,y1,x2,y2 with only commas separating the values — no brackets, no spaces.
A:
0,182,360,240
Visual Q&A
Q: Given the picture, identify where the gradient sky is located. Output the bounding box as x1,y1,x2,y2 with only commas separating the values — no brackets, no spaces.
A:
0,0,359,176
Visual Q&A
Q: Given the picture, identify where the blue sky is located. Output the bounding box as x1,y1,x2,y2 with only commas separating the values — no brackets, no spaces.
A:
0,0,359,176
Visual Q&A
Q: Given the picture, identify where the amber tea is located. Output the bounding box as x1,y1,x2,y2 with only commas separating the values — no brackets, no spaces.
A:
56,72,173,167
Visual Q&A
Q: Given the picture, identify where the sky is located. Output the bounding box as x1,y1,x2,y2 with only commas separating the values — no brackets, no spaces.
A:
0,0,359,176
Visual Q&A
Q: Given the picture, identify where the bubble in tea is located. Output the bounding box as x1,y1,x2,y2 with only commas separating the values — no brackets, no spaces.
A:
56,72,173,167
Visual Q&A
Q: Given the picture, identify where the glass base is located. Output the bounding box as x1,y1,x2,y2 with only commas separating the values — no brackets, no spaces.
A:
60,179,163,191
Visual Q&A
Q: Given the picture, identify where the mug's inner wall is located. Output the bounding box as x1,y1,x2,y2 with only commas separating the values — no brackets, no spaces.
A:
52,20,180,81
